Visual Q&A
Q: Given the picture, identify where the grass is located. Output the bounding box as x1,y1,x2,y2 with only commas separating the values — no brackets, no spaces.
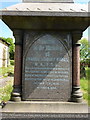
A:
0,79,13,102
0,65,14,102
80,67,90,106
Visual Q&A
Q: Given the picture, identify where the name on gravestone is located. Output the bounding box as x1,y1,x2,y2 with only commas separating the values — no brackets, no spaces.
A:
22,32,72,101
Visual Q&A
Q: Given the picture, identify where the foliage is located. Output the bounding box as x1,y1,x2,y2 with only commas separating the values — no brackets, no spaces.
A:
10,60,14,65
80,65,86,78
80,67,90,106
80,38,90,65
1,37,15,60
0,65,14,77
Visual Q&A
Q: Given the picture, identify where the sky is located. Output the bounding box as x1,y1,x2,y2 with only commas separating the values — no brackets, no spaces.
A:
0,0,90,40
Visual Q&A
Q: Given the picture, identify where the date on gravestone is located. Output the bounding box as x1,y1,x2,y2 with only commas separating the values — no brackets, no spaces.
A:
22,33,72,101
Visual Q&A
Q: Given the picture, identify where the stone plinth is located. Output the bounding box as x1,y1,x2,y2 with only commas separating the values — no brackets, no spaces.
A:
2,101,88,120
2,101,88,113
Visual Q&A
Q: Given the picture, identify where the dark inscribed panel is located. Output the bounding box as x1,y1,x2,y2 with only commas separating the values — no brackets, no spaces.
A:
23,34,72,101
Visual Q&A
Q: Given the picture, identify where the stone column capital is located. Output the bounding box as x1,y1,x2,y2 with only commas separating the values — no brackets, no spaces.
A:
13,29,23,45
72,31,82,44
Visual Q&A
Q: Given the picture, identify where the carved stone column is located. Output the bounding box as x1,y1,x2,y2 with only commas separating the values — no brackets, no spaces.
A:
71,31,83,103
11,30,23,102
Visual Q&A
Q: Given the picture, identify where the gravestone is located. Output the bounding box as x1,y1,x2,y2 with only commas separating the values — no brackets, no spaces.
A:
0,0,90,119
22,33,72,101
1,0,89,103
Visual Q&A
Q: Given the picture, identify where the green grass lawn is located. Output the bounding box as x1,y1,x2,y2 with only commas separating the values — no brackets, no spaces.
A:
0,65,14,102
0,80,13,102
80,67,90,106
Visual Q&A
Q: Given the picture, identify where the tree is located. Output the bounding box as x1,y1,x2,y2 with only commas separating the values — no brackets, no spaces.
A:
80,38,90,66
1,37,15,60
79,38,90,78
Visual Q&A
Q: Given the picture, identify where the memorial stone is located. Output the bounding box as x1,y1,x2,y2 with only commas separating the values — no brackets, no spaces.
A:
0,0,90,119
22,32,72,101
0,0,89,103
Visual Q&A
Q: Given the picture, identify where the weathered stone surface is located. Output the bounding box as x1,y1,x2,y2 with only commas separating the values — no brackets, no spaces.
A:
2,113,88,120
22,31,72,101
2,101,88,113
2,101,88,119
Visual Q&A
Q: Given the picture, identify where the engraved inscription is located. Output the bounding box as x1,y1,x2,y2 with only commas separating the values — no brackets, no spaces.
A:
23,34,72,101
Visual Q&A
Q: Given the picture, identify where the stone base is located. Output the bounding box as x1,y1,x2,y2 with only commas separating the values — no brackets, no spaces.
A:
1,101,88,120
71,86,83,103
11,85,21,102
